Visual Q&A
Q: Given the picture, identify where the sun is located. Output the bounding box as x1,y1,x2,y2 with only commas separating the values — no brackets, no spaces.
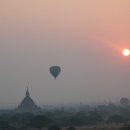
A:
123,49,130,56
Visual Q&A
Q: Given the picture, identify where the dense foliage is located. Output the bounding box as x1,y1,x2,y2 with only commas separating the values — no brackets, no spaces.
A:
0,104,130,129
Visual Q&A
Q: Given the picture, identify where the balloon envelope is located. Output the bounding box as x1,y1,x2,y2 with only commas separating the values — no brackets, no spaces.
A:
50,66,61,79
120,98,129,106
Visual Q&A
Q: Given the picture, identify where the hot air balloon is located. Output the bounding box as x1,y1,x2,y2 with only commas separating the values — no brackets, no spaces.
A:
120,98,129,106
50,66,61,79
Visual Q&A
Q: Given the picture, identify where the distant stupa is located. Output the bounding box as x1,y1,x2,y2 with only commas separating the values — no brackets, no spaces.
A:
16,87,40,112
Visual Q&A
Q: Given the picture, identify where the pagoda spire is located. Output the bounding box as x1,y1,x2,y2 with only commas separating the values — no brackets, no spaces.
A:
26,86,30,97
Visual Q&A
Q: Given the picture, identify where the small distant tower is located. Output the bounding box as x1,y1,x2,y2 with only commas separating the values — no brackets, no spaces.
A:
16,87,40,112
26,87,29,97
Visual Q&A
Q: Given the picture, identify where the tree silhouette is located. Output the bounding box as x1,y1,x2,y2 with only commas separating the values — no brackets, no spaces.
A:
48,125,61,130
30,115,51,130
0,120,9,130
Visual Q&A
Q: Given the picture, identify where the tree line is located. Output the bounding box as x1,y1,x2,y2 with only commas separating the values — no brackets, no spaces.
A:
0,104,130,130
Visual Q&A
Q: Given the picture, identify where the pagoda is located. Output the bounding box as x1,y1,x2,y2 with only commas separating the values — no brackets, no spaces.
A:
16,87,40,112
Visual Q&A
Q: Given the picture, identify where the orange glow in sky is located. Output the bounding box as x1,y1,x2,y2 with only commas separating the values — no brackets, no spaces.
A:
0,0,130,106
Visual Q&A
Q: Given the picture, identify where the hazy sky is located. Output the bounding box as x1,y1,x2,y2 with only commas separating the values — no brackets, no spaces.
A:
0,0,130,108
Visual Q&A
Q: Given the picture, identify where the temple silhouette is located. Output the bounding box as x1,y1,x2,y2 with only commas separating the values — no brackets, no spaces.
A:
16,87,40,112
